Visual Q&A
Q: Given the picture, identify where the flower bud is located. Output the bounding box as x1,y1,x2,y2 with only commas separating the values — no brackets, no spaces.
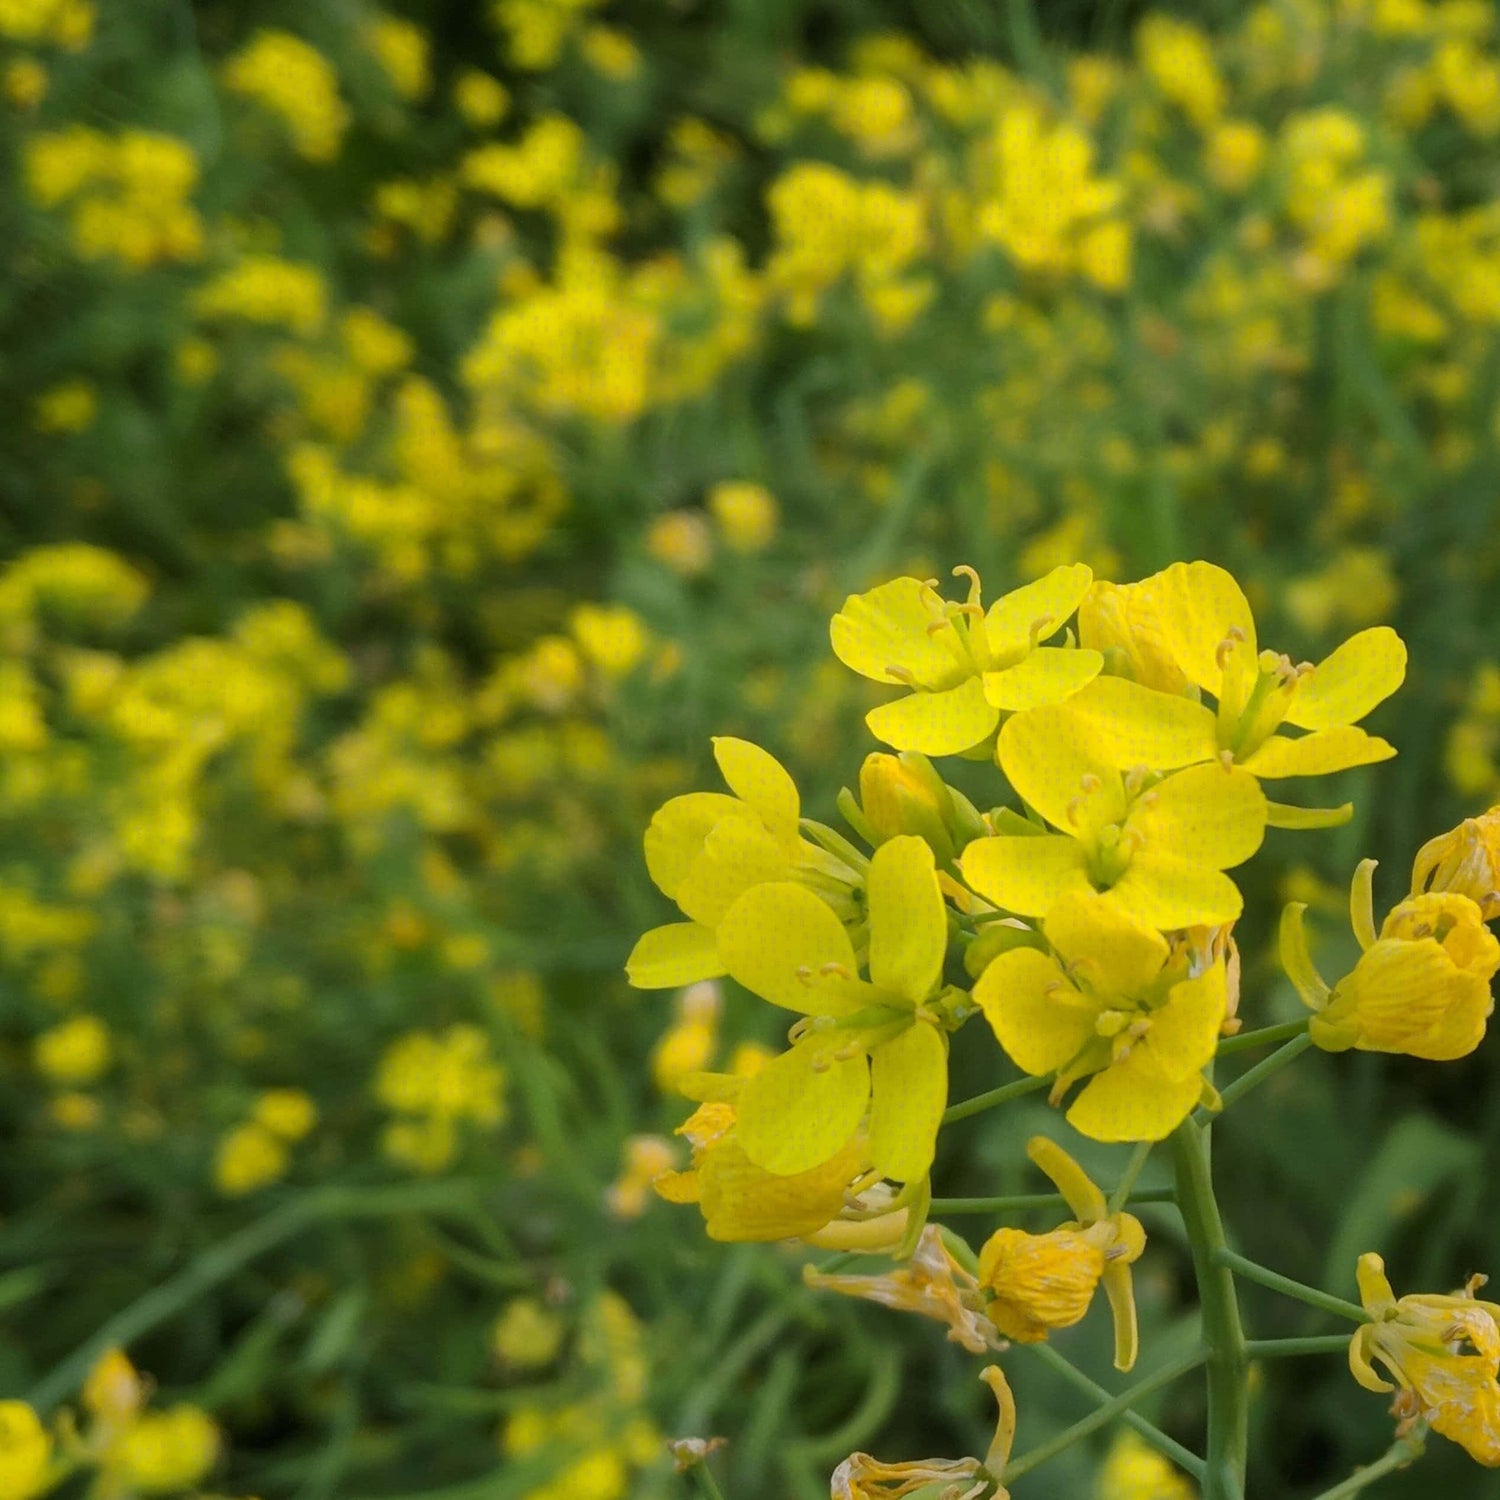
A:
1412,807,1500,919
854,751,982,862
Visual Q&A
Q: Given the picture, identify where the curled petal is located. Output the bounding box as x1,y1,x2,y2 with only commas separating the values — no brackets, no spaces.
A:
1278,903,1331,1011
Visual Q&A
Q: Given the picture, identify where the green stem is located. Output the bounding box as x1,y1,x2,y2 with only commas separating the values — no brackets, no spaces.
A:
1107,1142,1154,1215
941,1073,1050,1123
930,1187,1175,1215
999,1350,1204,1484
1023,1342,1205,1481
1243,1335,1354,1359
1216,1033,1315,1110
1213,1251,1366,1324
1307,1431,1426,1500
1215,1019,1311,1057
1169,1120,1249,1500
693,1461,730,1500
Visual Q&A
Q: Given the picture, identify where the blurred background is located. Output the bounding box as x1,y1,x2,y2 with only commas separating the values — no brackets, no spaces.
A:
3,0,1500,1495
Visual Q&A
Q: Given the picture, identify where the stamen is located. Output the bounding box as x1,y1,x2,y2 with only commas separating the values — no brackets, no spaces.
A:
1219,748,1236,770
795,965,815,984
1079,773,1102,794
832,1041,862,1061
1028,613,1055,646
808,1053,831,1074
818,961,853,980
951,564,983,608
884,663,920,686
1215,626,1247,670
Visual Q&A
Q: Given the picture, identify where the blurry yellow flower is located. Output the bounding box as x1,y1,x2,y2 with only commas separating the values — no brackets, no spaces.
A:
707,481,777,553
0,1402,50,1500
979,1137,1145,1368
33,379,95,433
650,981,720,1091
493,1298,565,1369
454,70,509,128
33,1013,110,1085
831,564,1101,756
175,337,218,384
110,1406,219,1493
1205,120,1267,192
1286,548,1398,635
805,1225,999,1354
375,1025,506,1124
341,307,413,376
580,25,640,81
4,58,46,109
607,1134,678,1218
382,1114,456,1173
48,1091,101,1130
214,1122,289,1196
570,603,650,679
717,836,951,1181
224,30,349,162
194,256,326,336
82,1346,145,1427
1097,1428,1197,1499
363,14,430,101
646,510,713,576
973,894,1225,1140
1137,15,1225,128
1350,1252,1500,1465
1283,860,1500,1060
832,1365,1014,1499
253,1089,317,1141
1435,38,1500,136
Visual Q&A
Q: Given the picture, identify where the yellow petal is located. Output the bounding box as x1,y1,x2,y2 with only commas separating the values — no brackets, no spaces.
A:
1101,1261,1139,1372
973,947,1100,1075
1265,800,1353,830
1078,578,1192,695
1355,1252,1397,1318
1041,892,1169,1000
1347,1327,1393,1394
1129,762,1266,869
1136,965,1226,1080
717,883,860,1015
712,737,801,846
626,922,724,988
677,817,792,926
736,1045,870,1175
868,1022,948,1182
983,646,1102,711
996,704,1124,833
1278,903,1331,1010
1065,1061,1203,1142
866,835,946,1001
1284,627,1407,731
831,576,961,688
1109,854,1244,929
1152,560,1256,695
1059,674,1217,770
698,1136,863,1241
865,677,997,756
960,834,1094,918
1026,1135,1107,1221
1242,726,1396,778
644,792,744,897
984,563,1093,658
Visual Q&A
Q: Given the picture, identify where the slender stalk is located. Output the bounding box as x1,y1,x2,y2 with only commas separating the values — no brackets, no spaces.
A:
930,1187,1175,1216
999,1350,1204,1484
1216,1033,1315,1110
1023,1341,1205,1480
1107,1142,1154,1215
693,1461,730,1500
1307,1431,1426,1500
1169,1120,1249,1500
941,1073,1050,1123
1215,1019,1310,1057
1244,1335,1355,1359
1214,1250,1366,1324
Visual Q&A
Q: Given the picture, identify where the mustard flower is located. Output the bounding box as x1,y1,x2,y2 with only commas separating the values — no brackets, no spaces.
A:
973,893,1227,1141
0,1402,50,1500
831,1365,1015,1499
1350,1252,1500,1465
978,1137,1145,1369
32,1013,109,1085
830,564,1101,756
804,1226,1000,1355
1069,564,1405,803
962,703,1266,929
1411,806,1500,918
716,835,953,1181
1282,860,1499,1060
626,737,859,990
1097,1428,1196,1499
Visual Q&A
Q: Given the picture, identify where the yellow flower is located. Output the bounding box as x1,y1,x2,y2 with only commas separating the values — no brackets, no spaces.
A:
654,1079,887,1245
707,480,778,553
605,1134,677,1219
805,1225,999,1355
1136,15,1225,128
82,1346,146,1427
109,1406,219,1492
1350,1252,1500,1465
650,981,720,1091
715,836,952,1181
646,510,712,576
0,1402,50,1500
214,1122,289,1196
626,737,859,991
1059,563,1406,799
33,379,95,433
570,602,650,679
1282,861,1499,1060
454,70,509,128
1097,1428,1197,1499
252,1088,317,1141
223,30,349,162
1411,806,1500,918
830,564,1102,756
33,1013,110,1085
963,707,1266,929
493,1298,565,1369
979,1137,1145,1369
363,14,430,102
973,894,1227,1141
1205,120,1267,192
831,1365,1015,1499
